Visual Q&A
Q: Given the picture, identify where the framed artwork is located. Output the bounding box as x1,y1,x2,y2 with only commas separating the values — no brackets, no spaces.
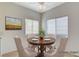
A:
5,16,22,30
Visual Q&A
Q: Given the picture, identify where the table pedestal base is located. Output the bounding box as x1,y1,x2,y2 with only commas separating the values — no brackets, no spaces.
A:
36,52,44,57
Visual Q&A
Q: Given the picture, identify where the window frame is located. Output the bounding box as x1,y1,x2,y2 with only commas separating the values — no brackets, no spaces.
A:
46,16,68,38
25,19,39,36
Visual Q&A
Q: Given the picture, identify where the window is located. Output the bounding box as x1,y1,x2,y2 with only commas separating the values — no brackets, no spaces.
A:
32,21,39,34
25,19,39,35
56,16,68,37
46,16,68,37
47,19,55,35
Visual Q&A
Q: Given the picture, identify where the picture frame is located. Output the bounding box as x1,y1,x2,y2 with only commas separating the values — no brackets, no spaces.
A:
5,16,22,30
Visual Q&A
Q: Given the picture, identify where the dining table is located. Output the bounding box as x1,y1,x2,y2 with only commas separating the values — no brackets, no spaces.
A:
27,37,55,57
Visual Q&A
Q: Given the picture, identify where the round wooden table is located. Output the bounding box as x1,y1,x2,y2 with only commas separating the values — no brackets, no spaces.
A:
27,37,55,57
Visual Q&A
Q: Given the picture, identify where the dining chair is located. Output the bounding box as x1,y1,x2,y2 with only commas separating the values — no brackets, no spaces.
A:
45,38,68,57
14,37,37,57
44,37,56,52
44,44,56,57
52,38,68,57
14,37,28,57
26,36,39,53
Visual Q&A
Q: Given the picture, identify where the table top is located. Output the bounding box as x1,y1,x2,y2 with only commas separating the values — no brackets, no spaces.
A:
27,37,55,45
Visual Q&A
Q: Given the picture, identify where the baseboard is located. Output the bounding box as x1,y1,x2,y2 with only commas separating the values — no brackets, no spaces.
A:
1,47,27,57
2,50,19,57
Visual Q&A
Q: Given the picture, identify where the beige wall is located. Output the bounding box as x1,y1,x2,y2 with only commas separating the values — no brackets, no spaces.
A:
0,2,40,55
43,2,79,52
1,2,79,56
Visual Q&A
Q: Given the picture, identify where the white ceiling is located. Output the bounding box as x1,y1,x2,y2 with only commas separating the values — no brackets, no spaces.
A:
14,2,64,13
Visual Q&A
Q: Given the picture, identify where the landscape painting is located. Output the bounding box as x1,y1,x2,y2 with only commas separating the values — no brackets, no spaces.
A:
5,16,22,30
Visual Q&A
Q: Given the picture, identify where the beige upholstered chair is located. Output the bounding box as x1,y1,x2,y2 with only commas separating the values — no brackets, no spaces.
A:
53,38,68,57
14,37,28,57
45,38,68,57
14,37,37,57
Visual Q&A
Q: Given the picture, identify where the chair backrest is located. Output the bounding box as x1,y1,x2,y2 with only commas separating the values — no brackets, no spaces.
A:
53,38,68,57
14,37,27,57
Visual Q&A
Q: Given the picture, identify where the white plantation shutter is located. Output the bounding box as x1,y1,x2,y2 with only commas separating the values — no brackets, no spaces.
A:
56,16,68,37
46,16,68,37
32,21,39,34
47,19,55,35
25,20,32,35
25,19,39,35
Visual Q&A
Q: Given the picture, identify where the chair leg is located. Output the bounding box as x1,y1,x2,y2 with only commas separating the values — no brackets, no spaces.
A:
38,46,40,52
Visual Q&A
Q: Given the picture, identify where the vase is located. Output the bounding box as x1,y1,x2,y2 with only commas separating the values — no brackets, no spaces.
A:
39,36,44,43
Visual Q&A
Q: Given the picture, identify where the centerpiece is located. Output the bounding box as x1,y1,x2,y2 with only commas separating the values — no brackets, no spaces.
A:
39,29,45,42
